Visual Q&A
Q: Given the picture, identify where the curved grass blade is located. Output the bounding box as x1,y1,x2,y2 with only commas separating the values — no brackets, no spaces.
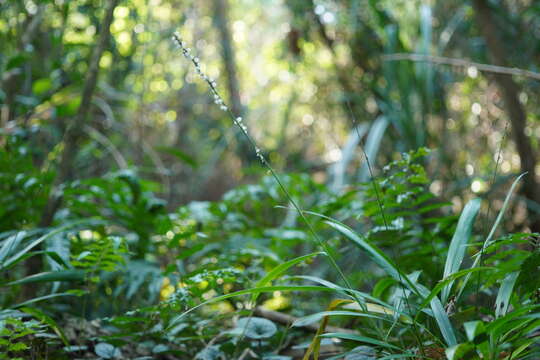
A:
358,116,389,182
5,270,85,286
415,267,493,320
324,219,421,296
0,231,26,265
294,310,392,328
456,173,526,302
441,198,481,304
251,252,325,303
319,332,402,351
12,292,77,309
495,271,519,318
167,285,335,330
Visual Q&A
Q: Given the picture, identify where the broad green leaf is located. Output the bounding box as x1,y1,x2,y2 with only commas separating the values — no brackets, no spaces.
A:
428,294,457,346
236,317,277,339
495,271,519,318
463,321,485,342
416,267,493,317
456,174,526,302
441,198,481,304
445,343,475,360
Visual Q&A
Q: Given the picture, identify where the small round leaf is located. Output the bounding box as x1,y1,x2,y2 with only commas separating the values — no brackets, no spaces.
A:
236,317,277,339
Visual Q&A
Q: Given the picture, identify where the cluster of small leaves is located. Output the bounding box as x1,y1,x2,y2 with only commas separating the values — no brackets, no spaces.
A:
71,235,127,283
361,148,457,280
64,170,169,259
480,232,540,297
0,317,51,360
0,128,53,231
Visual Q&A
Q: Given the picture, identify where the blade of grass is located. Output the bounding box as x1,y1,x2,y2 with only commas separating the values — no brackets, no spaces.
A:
251,251,325,303
167,285,335,329
456,173,526,302
324,219,421,296
441,198,482,304
319,332,402,351
5,270,85,286
495,271,519,318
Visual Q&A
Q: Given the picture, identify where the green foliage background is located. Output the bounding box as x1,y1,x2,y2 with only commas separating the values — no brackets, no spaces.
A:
1,0,540,359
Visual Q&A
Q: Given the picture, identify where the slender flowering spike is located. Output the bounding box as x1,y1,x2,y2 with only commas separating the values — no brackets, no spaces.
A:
170,32,362,308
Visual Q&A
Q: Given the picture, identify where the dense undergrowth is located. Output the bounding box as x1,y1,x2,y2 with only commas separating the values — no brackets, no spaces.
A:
1,124,539,359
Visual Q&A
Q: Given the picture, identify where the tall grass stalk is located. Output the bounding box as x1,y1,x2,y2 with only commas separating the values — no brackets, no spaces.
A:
476,121,510,302
171,33,357,300
345,101,425,354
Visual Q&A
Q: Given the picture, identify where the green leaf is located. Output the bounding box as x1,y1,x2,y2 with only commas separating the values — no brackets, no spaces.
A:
445,343,475,360
167,285,335,330
463,321,485,342
483,173,527,249
9,342,29,351
415,267,493,317
441,198,481,304
236,317,277,339
156,146,198,168
5,270,85,286
495,271,519,318
516,252,540,295
251,252,324,303
344,346,377,360
95,342,122,359
0,232,26,265
56,96,81,117
428,294,457,346
32,78,53,95
324,219,421,296
319,332,401,351
0,219,95,271
293,311,392,327
456,174,526,302
21,306,68,345
12,292,76,309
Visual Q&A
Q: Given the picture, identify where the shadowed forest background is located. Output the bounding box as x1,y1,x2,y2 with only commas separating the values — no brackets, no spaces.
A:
1,0,540,359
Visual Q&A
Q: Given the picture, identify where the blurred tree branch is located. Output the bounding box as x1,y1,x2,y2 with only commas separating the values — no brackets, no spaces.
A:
383,53,540,81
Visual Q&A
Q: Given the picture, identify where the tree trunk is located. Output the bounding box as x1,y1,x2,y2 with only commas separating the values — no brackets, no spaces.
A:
473,0,540,232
